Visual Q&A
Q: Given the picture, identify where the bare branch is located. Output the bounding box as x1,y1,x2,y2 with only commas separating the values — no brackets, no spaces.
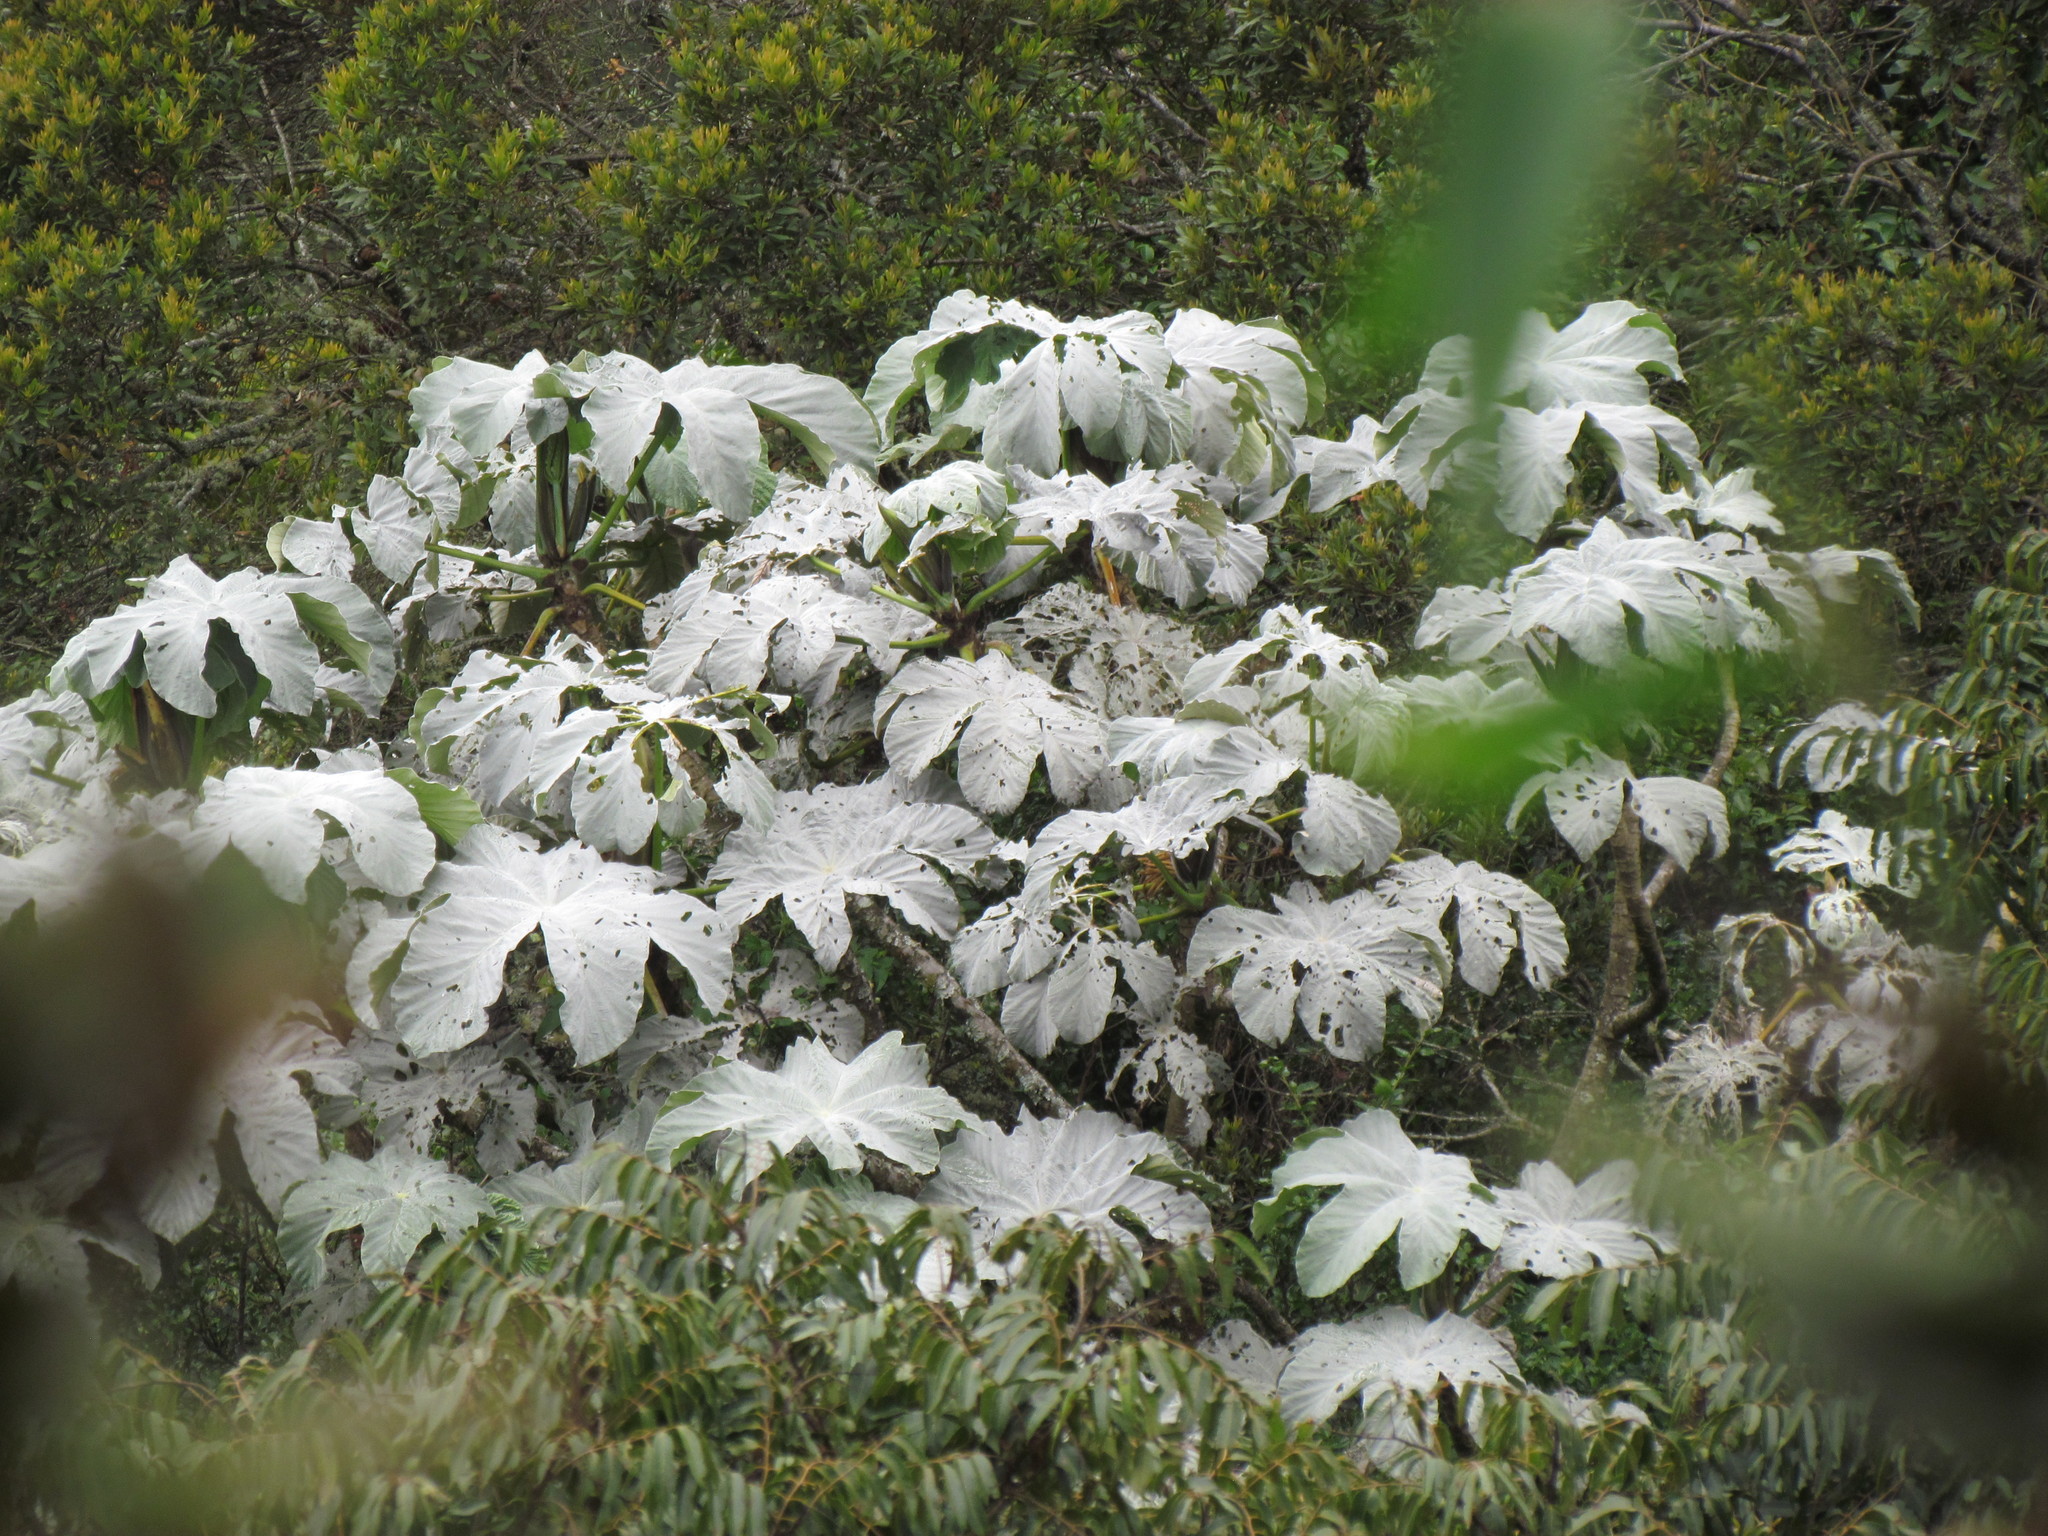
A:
848,897,1073,1118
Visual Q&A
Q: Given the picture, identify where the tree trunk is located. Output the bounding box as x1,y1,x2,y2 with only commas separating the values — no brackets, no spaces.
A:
1552,796,1668,1166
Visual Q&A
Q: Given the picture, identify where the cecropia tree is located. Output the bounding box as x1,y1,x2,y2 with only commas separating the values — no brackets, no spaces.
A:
0,288,1928,1491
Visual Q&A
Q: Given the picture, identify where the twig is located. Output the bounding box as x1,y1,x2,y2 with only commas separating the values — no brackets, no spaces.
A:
1840,146,1931,206
848,897,1073,1117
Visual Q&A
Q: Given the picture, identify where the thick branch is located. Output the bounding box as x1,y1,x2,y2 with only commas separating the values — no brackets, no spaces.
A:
848,897,1073,1118
1236,1275,1300,1345
1553,796,1667,1165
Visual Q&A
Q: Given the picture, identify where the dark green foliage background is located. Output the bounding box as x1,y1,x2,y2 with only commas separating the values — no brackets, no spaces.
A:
6,0,2042,684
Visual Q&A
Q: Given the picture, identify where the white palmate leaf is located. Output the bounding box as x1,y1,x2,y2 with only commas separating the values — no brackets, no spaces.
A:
648,1030,970,1180
0,1183,95,1300
353,1036,538,1174
1165,310,1318,430
719,467,879,566
1279,1308,1517,1426
383,826,731,1063
347,471,453,586
1294,414,1391,513
1372,853,1567,994
178,767,437,901
0,828,160,926
1413,584,1517,668
140,1005,359,1241
1501,300,1682,410
1295,774,1402,879
1501,519,1734,667
954,892,1173,1056
570,738,659,855
0,691,116,851
1779,1003,1933,1100
1494,1160,1657,1278
985,929,1124,1056
922,1108,1210,1258
875,651,1106,814
1580,401,1702,510
279,1148,493,1289
577,353,873,512
986,328,1185,475
1682,467,1782,534
1649,1027,1786,1132
1387,672,1546,734
1183,603,1385,709
1107,711,1301,800
984,583,1198,718
1011,467,1241,605
864,290,1059,437
615,1012,737,1098
275,515,354,579
1511,751,1728,869
648,570,929,704
1489,404,1587,538
704,362,880,475
53,557,326,718
1382,303,1687,533
1266,1109,1503,1294
1840,937,1969,1024
1016,466,1264,608
1164,309,1319,486
413,638,654,808
1769,809,1923,895
868,292,1185,467
1779,701,1909,793
886,455,1012,524
712,781,995,968
1021,775,1244,900
1110,1018,1227,1146
410,350,555,457
1187,886,1445,1063
754,946,867,1060
1200,1320,1287,1399
1800,544,1921,627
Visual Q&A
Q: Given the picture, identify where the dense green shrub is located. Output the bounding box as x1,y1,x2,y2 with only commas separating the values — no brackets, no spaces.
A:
1714,265,2048,640
0,0,254,648
60,1167,1366,1536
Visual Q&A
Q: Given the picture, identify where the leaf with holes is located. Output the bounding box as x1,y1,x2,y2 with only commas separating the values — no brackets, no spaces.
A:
712,782,995,969
380,826,731,1063
278,1148,494,1289
1373,853,1567,994
875,651,1106,815
1187,887,1445,1063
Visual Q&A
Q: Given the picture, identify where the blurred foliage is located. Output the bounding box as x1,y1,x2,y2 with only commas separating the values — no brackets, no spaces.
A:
1715,264,2048,648
51,1163,1370,1536
1597,0,2048,639
33,1150,2000,1536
